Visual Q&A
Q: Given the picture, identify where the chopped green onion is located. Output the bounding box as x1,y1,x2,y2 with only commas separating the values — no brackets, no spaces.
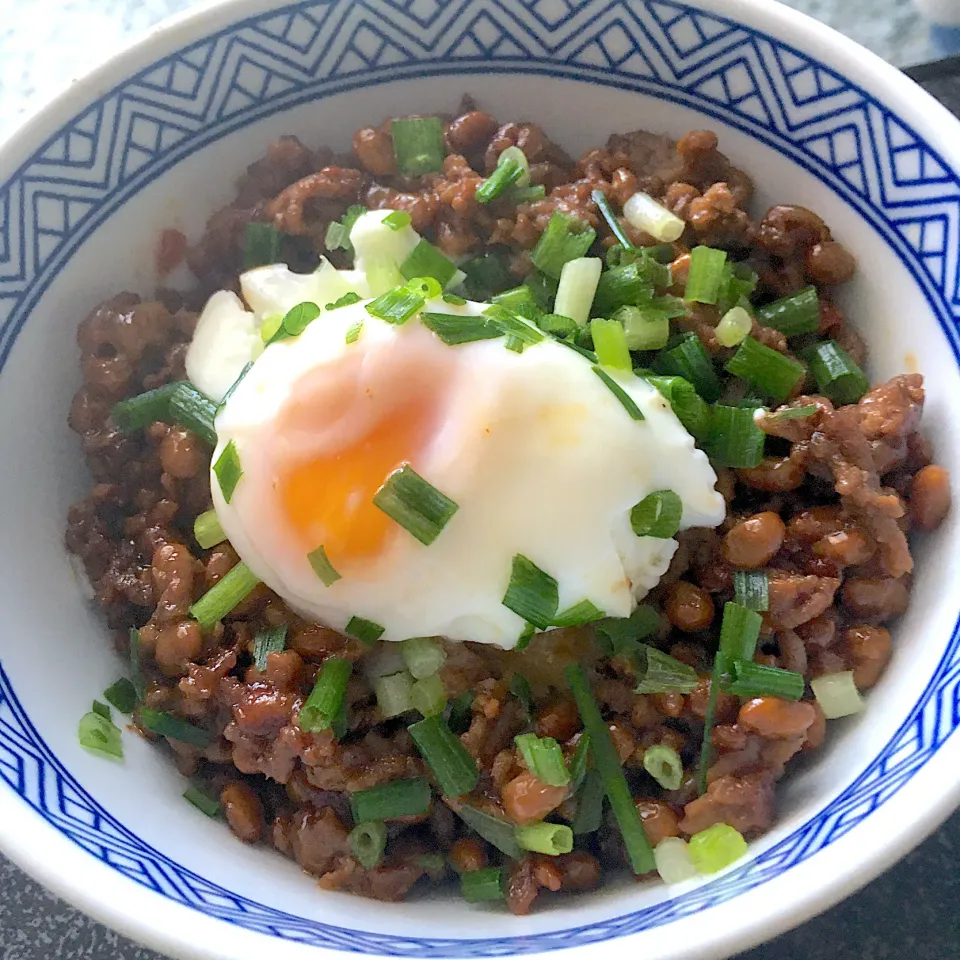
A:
401,637,446,680
805,340,869,405
592,189,634,249
390,117,445,176
461,253,514,300
375,671,414,718
766,403,818,422
726,659,805,700
515,822,573,856
416,853,446,876
556,338,598,363
129,628,145,700
461,867,505,902
475,151,526,203
715,305,753,348
634,644,698,694
654,836,698,883
652,334,721,402
630,490,683,539
194,510,226,551
616,305,669,351
596,605,661,656
411,673,447,717
351,777,431,823
368,262,410,301
260,314,283,342
505,184,546,204
508,673,533,716
514,733,570,787
455,805,523,859
183,786,220,818
139,708,212,747
569,733,591,788
552,599,605,628
623,191,686,243
345,616,384,645
373,464,459,546
684,247,728,304
298,657,351,732
328,292,363,311
646,375,710,440
756,286,820,336
169,383,217,446
91,700,110,720
536,312,579,338
213,441,243,504
697,654,727,795
189,561,260,631
718,601,762,661
530,212,597,279
442,292,467,306
725,336,805,404
365,286,424,325
325,205,365,255
526,270,559,310
448,691,474,734
112,382,181,433
592,366,645,421
643,744,684,790
345,318,363,344
565,665,655,874
704,404,766,468
420,312,502,346
591,317,632,370
400,239,458,288
592,258,670,316
515,623,536,650
103,678,137,715
348,821,387,869
267,301,321,344
733,570,769,612
253,625,287,672
502,554,559,630
572,768,604,835
307,545,340,586
811,671,865,719
492,286,541,320
243,222,282,269
408,714,479,797
688,822,747,874
554,257,603,326
79,711,123,760
383,210,412,231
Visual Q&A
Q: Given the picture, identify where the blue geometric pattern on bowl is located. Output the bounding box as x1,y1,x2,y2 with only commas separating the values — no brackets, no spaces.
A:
2,0,960,953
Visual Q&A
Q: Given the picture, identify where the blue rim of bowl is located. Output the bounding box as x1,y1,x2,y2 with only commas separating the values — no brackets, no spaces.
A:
1,0,959,954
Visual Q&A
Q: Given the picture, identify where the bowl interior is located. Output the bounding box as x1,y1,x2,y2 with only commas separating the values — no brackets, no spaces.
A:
2,0,960,956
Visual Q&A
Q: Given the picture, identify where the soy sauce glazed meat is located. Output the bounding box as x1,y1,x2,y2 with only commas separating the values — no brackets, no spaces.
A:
66,98,951,913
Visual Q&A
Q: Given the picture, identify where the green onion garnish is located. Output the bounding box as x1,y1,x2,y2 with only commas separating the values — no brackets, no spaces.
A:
505,184,546,204
183,786,220,818
383,210,412,231
139,708,212,747
704,404,766,468
411,673,447,717
592,189,634,249
112,382,181,433
390,117,445,176
420,312,502,346
595,605,661,656
461,867,505,902
129,627,145,700
733,570,769,612
514,733,571,787
408,714,479,798
652,334,721,402
351,777,431,823
213,441,243,504
716,262,759,315
592,366,645,421
697,653,727,796
756,286,820,337
592,258,669,315
261,314,283,343
461,253,514,300
684,246,728,304
216,362,253,414
475,151,526,203
103,678,137,715
253,625,287,672
349,821,387,869
502,554,559,630
554,257,603,327
646,375,710,440
243,222,282,269
328,292,363,311
556,338,598,363
442,292,467,306
365,285,425,325
634,644,698,694
623,190,686,243
405,276,443,300
630,490,683,539
572,768,604,835
643,744,684,791
268,301,321,344
401,636,446,680
400,240,458,289
345,616,384,645
688,823,747,874
169,383,217,445
515,822,574,856
492,285,542,321
515,623,536,650
299,657,351,732
508,672,534,717
569,733,590,788
810,671,864,719
566,665,654,874
536,312,579,338
307,545,340,586
375,671,414,719
91,699,110,721
714,305,753,348
552,599,605,628
78,710,123,760
726,659,805,700
719,600,762,661
189,561,261,631
194,510,226,550
591,317,632,370
455,805,523,859
325,205,365,255
725,336,805,404
653,836,698,883
345,318,363,344
530,211,597,279
765,403,818,422
617,305,669,351
804,340,869,405
373,464,459,546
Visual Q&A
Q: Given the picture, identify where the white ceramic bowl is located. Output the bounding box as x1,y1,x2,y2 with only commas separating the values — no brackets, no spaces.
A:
1,0,960,958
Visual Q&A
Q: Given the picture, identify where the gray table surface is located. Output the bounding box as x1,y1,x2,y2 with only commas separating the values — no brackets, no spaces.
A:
2,1,959,957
